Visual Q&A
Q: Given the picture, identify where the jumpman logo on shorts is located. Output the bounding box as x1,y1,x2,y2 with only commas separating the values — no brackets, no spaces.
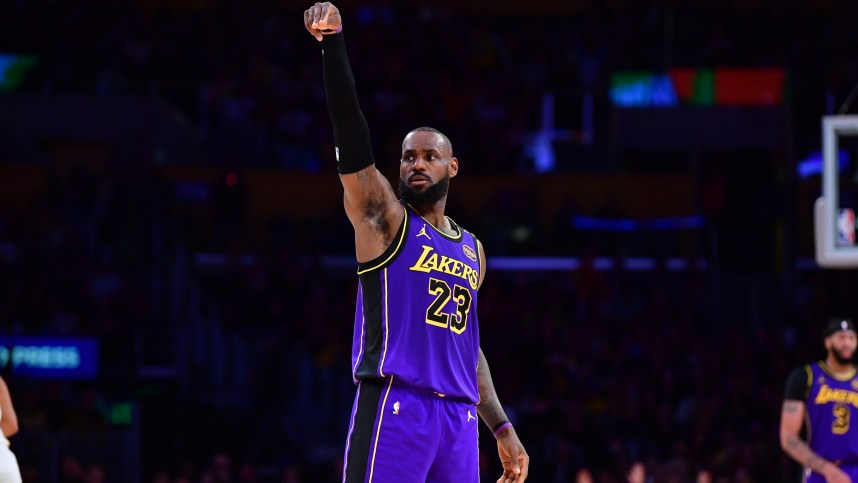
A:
467,410,476,422
417,224,431,240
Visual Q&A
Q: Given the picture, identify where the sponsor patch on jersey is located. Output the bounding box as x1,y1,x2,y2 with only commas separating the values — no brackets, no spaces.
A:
463,245,477,262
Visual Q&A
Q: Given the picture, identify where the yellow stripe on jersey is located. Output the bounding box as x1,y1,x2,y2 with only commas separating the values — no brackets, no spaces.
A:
819,361,858,381
406,203,462,241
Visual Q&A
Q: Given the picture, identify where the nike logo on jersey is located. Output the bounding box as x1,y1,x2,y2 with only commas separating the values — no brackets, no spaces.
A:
467,410,476,422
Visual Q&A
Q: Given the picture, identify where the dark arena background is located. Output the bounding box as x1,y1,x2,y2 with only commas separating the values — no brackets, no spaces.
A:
1,0,858,481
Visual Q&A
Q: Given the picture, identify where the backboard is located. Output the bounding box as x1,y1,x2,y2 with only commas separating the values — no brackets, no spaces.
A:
814,115,858,267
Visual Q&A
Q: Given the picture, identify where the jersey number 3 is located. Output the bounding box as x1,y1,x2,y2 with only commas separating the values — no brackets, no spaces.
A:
426,278,472,334
833,404,850,435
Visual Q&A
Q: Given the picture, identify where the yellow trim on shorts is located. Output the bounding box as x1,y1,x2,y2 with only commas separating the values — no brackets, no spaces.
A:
369,376,395,483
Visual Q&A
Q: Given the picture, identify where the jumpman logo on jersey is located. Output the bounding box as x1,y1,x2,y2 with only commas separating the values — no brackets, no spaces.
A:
417,224,431,240
467,410,476,422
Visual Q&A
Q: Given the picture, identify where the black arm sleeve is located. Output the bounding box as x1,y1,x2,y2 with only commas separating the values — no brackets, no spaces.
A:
784,366,810,401
320,32,375,174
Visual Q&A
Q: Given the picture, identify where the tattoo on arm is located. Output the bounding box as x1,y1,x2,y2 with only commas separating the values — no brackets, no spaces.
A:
784,434,829,473
783,401,801,414
782,401,831,474
475,348,508,429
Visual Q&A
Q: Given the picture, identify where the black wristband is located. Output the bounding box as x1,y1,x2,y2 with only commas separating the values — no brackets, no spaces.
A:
492,420,513,438
321,31,375,174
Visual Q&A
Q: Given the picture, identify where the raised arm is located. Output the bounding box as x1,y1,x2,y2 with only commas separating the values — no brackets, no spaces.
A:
305,2,403,262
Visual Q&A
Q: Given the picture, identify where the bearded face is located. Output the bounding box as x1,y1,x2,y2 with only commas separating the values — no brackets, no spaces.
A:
398,172,450,207
827,331,858,364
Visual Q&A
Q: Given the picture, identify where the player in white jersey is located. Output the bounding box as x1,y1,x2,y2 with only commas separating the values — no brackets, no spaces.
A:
0,376,21,483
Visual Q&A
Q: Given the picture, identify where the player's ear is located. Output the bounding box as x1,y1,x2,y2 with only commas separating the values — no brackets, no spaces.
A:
449,157,459,178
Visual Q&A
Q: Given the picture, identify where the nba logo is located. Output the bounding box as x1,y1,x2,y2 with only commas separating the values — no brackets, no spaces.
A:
392,401,400,415
837,208,855,247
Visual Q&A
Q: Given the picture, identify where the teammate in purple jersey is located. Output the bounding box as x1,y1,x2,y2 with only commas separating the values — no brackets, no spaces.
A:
304,3,529,482
781,318,858,483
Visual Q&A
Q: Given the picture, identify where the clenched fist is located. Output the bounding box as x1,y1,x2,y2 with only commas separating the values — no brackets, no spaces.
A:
304,2,342,41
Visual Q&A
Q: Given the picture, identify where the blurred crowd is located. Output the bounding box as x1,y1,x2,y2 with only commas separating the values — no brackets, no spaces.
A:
2,163,856,481
0,165,163,343
1,1,857,169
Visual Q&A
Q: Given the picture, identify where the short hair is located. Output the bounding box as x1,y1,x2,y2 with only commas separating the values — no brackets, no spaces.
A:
405,126,453,156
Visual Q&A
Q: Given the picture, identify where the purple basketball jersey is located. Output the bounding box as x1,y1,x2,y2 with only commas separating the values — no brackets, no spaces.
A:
805,362,858,467
351,203,481,403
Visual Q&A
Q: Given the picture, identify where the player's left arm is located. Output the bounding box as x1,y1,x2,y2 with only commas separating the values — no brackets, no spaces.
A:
474,240,529,483
477,349,529,483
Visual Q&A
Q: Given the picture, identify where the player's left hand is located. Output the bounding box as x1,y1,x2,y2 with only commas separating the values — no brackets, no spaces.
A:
496,426,529,483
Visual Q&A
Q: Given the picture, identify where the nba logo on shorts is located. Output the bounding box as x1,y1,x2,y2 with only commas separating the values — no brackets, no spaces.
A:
392,401,400,415
837,208,855,247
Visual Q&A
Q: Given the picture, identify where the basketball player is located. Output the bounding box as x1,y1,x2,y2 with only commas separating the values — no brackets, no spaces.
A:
304,3,530,482
0,376,22,483
781,318,858,483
